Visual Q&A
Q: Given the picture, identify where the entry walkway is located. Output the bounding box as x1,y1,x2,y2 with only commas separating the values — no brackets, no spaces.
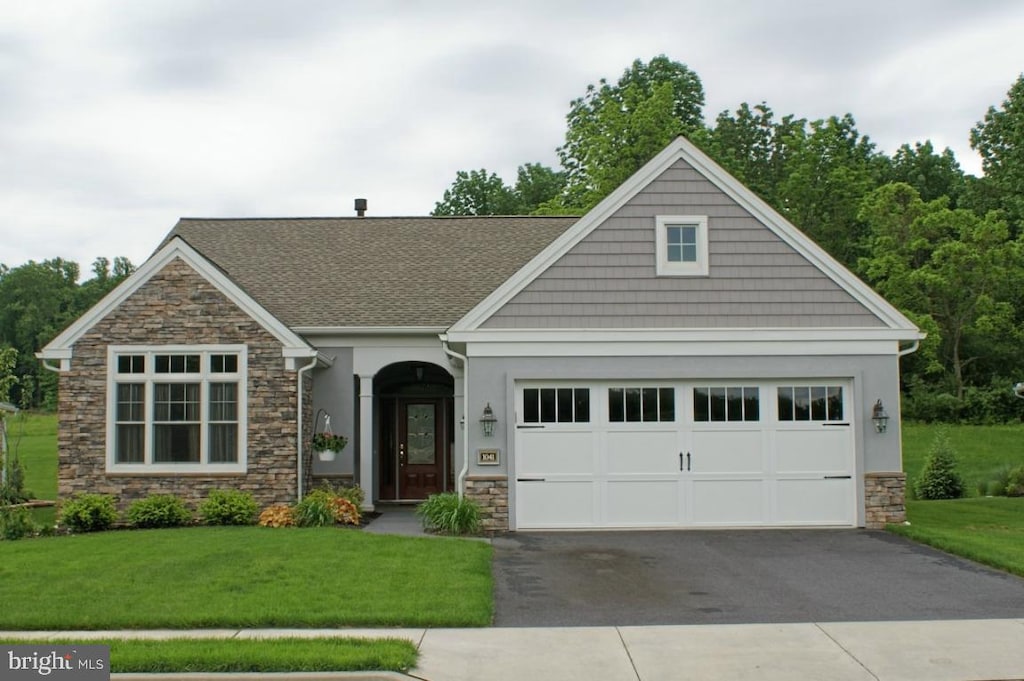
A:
6,620,1024,680
362,504,427,537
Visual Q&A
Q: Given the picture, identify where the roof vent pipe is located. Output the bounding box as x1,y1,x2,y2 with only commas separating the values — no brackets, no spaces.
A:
354,198,367,217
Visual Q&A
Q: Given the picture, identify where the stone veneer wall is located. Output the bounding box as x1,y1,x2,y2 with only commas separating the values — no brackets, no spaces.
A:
864,472,906,529
58,257,301,511
464,475,509,532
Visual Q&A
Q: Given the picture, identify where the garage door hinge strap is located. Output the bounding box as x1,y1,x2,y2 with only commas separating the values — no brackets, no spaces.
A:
824,475,852,479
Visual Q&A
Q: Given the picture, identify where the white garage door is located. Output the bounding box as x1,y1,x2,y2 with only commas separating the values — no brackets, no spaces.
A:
514,381,855,529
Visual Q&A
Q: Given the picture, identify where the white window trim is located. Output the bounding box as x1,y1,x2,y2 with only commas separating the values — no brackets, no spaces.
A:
106,345,248,474
655,215,709,276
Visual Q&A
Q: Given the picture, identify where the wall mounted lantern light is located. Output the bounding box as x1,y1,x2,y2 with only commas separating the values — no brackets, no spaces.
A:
871,399,890,434
1013,382,1024,400
480,402,497,437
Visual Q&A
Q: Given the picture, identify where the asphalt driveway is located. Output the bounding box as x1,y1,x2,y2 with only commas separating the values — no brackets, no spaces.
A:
492,529,1024,626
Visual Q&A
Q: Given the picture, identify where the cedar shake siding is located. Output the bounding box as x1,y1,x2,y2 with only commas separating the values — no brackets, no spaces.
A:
58,257,300,510
482,159,885,329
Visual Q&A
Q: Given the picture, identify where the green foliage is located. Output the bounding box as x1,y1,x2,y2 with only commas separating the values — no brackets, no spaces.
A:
127,495,192,529
914,431,966,500
0,257,134,408
1005,465,1024,497
885,140,965,205
198,489,259,525
0,506,37,540
415,493,481,535
431,164,565,217
976,464,1015,497
970,74,1024,229
293,490,337,527
556,55,704,210
59,493,119,532
317,481,365,508
0,454,30,505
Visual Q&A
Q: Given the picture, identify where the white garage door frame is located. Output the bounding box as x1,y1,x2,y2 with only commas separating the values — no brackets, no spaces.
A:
513,380,857,530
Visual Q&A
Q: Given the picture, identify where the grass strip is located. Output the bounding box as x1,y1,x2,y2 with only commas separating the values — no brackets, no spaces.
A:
0,526,493,629
0,638,418,673
888,497,1024,578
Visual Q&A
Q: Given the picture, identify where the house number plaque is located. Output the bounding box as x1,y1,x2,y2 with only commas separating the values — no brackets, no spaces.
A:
477,449,500,465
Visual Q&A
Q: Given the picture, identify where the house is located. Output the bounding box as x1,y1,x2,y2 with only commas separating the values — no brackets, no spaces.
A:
38,137,921,531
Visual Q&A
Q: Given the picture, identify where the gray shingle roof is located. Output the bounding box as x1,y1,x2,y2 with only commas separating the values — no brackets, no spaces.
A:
166,216,579,328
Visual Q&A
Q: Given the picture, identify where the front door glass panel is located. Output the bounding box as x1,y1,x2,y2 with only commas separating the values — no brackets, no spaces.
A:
406,403,436,464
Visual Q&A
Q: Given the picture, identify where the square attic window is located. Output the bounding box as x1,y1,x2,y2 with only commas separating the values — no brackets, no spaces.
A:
655,215,709,276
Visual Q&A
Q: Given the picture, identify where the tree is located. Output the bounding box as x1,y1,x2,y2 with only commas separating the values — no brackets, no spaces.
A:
885,141,965,205
512,163,565,214
969,74,1024,231
431,169,520,216
858,183,1024,400
555,55,705,211
705,102,806,207
777,114,886,267
0,256,135,408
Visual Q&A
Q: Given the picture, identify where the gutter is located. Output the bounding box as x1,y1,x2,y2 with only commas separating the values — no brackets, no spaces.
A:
440,335,469,499
296,354,319,502
898,340,920,357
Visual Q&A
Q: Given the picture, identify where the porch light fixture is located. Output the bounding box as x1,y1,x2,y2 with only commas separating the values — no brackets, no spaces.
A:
871,399,890,434
1013,382,1024,400
480,403,497,437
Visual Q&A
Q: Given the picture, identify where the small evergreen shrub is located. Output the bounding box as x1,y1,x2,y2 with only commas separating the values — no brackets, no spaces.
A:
416,492,481,535
1005,465,1024,497
258,504,295,528
127,495,193,528
198,489,259,525
914,431,966,500
59,493,119,532
0,506,36,540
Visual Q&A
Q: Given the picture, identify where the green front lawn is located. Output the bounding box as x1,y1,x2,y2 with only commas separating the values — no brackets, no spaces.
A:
888,497,1024,578
896,424,1024,576
0,638,418,674
0,526,492,629
3,412,57,501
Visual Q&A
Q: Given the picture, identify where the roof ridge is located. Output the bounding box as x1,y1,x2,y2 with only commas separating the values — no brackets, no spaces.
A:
176,215,581,222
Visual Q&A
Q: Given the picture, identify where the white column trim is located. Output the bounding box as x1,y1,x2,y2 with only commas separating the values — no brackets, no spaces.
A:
358,373,375,512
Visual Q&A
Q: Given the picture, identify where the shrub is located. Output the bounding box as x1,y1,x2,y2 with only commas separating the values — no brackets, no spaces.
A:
127,495,193,529
976,464,1014,497
332,484,365,509
1005,465,1024,497
258,504,295,528
914,431,966,500
0,454,31,505
199,489,259,525
0,506,36,540
329,497,361,526
294,490,336,527
415,492,481,535
59,493,118,532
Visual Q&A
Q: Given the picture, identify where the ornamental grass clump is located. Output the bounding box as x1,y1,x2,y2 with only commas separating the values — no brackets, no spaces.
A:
415,493,481,535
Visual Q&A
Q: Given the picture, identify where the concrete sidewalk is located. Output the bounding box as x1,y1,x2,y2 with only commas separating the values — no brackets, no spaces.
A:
6,619,1024,681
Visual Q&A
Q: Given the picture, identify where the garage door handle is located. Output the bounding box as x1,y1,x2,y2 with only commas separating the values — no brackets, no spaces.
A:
517,425,546,429
821,422,850,427
824,475,851,479
517,478,546,482
679,452,691,471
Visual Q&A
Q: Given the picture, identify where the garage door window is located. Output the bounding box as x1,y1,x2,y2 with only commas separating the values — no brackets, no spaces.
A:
777,386,844,421
523,388,590,423
693,387,760,422
608,387,674,422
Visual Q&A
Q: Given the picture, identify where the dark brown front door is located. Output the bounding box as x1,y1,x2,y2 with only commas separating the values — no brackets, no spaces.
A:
398,398,443,499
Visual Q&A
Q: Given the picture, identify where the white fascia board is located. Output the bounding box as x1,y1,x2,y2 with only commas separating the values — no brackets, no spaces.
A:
446,327,925,345
449,136,919,334
39,237,314,359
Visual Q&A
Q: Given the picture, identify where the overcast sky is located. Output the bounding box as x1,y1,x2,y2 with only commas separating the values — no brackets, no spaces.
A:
2,0,1023,273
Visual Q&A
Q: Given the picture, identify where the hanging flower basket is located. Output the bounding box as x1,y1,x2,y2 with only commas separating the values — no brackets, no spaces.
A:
312,430,348,463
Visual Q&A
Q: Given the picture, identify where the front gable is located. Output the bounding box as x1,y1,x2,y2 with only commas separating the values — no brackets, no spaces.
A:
39,237,316,369
449,137,920,339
